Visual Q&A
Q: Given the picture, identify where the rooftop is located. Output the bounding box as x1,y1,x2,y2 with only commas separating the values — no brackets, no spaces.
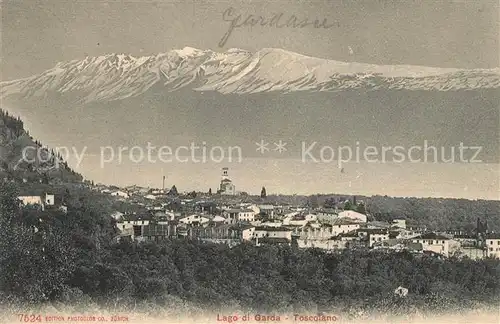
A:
254,226,292,232
413,233,450,240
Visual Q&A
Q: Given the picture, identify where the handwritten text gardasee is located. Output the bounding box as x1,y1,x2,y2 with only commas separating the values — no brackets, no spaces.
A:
219,7,338,47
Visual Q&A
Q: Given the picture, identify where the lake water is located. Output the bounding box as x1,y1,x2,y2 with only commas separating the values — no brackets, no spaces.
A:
65,154,499,200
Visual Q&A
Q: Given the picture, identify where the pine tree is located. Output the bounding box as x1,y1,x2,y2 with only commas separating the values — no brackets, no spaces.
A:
168,185,178,196
260,186,267,199
356,202,366,214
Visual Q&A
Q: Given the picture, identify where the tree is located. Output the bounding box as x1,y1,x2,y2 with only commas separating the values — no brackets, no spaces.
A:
308,195,319,209
261,187,267,199
356,202,366,214
168,185,178,196
208,188,212,196
0,183,76,302
344,200,353,211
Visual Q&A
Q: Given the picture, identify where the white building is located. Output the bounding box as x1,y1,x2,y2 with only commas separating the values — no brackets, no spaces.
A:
338,210,367,223
485,234,500,259
369,231,390,247
18,195,43,207
411,233,453,257
111,190,129,199
212,215,227,224
392,219,407,229
241,226,255,241
179,214,210,226
254,226,293,240
18,193,55,211
44,194,55,206
238,209,256,222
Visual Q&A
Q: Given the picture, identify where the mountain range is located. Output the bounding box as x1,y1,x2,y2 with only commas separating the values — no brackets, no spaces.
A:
2,47,499,103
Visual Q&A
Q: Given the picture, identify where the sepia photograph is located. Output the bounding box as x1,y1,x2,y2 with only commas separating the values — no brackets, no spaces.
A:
0,0,499,323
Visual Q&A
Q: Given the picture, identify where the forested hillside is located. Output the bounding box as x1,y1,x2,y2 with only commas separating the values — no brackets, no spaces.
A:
0,108,82,183
1,182,499,320
311,194,500,232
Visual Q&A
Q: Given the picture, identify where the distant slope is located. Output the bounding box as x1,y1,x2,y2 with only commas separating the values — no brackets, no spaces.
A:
0,109,82,183
1,47,499,103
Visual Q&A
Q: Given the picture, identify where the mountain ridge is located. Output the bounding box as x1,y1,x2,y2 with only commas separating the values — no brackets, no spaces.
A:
2,47,499,103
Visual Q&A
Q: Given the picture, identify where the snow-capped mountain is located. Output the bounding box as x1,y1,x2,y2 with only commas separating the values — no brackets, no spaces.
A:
2,47,499,103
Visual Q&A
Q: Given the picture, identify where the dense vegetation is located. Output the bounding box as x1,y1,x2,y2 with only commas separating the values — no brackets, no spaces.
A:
313,194,500,232
1,183,499,319
0,108,83,183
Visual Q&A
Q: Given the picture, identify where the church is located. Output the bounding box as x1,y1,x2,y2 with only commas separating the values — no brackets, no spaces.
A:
218,167,236,196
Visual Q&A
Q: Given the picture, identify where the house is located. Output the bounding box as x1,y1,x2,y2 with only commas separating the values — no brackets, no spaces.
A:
179,214,210,226
223,208,241,223
485,233,500,259
238,209,256,222
294,219,361,241
154,210,176,221
337,210,367,223
44,194,55,206
365,229,390,247
110,190,129,199
391,219,407,229
147,203,164,211
18,193,55,211
391,228,421,240
283,213,317,227
255,237,291,246
297,236,348,250
196,201,217,214
330,218,362,235
258,204,276,218
141,223,174,242
192,224,255,242
110,211,124,221
366,221,391,229
334,231,364,249
211,215,227,224
316,208,338,224
116,214,150,239
240,225,255,241
254,226,292,241
248,204,261,215
18,195,43,208
411,233,453,257
457,247,486,260
119,213,152,226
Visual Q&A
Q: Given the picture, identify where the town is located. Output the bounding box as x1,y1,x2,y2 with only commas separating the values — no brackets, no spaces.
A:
16,167,500,260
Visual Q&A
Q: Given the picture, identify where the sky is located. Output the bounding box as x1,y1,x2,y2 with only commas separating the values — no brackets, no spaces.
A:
1,0,499,80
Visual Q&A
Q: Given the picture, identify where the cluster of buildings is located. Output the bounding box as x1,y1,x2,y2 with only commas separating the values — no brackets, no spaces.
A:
99,174,500,260
111,202,500,260
16,168,500,260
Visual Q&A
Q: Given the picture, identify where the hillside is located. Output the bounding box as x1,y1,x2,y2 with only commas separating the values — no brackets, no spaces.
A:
0,108,82,183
